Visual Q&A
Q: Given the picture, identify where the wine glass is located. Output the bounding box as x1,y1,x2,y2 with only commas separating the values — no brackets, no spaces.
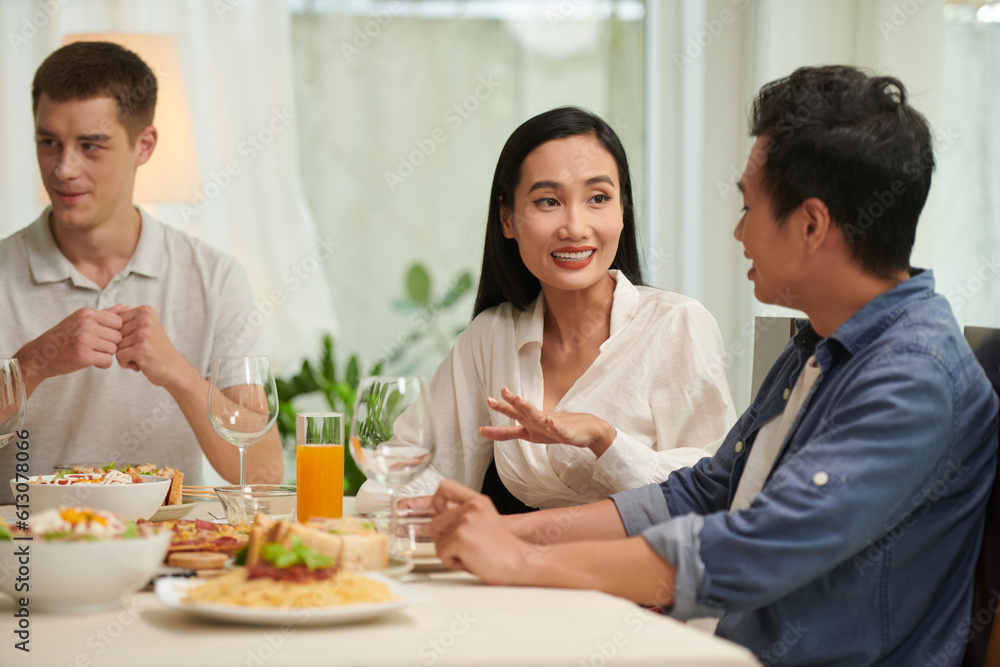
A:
207,356,279,487
0,359,26,450
351,375,434,558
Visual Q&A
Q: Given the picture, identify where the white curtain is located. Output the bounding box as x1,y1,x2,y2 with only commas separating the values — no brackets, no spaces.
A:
647,0,946,412
0,0,337,374
937,21,1000,331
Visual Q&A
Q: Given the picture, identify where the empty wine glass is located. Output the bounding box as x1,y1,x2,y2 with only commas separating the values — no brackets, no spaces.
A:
0,359,26,450
207,356,279,487
351,376,434,558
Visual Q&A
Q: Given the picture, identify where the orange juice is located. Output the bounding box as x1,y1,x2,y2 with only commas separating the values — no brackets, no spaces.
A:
296,444,344,522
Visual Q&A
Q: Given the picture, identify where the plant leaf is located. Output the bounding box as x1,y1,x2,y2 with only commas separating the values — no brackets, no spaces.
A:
438,271,473,308
346,355,360,388
406,264,431,306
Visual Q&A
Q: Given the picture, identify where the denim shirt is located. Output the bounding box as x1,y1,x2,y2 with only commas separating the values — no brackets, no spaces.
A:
612,270,999,666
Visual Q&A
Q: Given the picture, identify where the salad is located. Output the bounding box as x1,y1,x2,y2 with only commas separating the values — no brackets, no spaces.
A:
0,507,154,541
31,468,143,485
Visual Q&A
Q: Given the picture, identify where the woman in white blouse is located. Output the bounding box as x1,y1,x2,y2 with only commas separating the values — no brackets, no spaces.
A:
356,107,735,514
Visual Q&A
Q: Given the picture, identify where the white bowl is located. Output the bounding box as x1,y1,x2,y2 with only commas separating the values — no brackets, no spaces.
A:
0,531,171,613
9,475,171,521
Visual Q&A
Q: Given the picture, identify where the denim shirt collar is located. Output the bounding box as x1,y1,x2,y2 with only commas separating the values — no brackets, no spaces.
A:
791,269,936,374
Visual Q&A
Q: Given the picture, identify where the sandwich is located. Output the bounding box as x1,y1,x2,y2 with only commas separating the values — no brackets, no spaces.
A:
244,514,388,572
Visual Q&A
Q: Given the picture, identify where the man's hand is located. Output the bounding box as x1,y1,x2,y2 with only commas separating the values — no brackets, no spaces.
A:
429,480,675,604
430,480,530,584
481,387,617,458
115,305,188,388
15,305,126,397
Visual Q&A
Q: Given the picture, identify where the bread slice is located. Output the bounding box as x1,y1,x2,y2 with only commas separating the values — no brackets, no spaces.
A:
244,515,388,571
158,468,184,506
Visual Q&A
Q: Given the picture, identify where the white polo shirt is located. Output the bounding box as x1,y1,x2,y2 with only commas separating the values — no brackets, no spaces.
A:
0,207,257,502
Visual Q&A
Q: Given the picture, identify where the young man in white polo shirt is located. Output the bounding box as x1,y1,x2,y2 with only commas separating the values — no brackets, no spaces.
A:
429,66,999,666
0,41,283,501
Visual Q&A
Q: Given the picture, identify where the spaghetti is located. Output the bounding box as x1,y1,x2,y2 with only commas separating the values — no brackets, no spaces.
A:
182,567,396,608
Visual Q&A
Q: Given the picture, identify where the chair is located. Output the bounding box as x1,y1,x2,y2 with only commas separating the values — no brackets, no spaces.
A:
749,316,797,402
962,326,1000,667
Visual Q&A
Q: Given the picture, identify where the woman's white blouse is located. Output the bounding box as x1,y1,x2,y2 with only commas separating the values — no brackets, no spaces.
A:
358,271,736,510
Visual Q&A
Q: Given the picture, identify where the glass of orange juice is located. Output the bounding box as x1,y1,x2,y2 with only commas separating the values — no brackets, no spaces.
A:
296,412,344,522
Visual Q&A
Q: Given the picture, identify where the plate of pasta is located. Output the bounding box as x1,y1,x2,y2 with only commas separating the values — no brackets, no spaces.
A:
155,569,428,626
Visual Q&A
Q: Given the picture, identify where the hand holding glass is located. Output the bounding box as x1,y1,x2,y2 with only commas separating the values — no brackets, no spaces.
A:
0,359,26,450
207,356,278,487
351,376,434,558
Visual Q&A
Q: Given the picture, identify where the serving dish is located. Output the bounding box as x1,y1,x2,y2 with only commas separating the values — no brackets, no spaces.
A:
9,474,171,521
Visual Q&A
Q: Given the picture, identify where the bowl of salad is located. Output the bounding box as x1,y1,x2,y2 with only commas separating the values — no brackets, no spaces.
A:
10,468,171,521
0,507,171,613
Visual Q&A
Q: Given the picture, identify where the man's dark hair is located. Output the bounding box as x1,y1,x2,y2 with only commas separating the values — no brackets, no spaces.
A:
473,106,643,316
32,41,157,144
750,65,934,279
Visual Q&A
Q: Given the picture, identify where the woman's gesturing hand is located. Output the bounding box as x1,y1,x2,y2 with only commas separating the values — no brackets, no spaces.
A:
480,387,615,457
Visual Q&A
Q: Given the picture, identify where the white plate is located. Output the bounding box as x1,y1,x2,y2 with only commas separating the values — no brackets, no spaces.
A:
149,502,198,522
155,572,429,626
410,556,447,572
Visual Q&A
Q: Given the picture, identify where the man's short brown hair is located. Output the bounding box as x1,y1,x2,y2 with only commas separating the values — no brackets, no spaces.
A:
32,41,157,144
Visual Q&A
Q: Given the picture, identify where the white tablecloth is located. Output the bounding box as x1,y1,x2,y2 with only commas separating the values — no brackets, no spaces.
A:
0,500,760,667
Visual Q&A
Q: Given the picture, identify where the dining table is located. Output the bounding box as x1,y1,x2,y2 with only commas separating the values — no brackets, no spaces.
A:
0,498,761,667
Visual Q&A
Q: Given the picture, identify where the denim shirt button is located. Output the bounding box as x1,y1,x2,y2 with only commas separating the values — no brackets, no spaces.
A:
734,441,744,454
812,471,829,487
782,388,791,400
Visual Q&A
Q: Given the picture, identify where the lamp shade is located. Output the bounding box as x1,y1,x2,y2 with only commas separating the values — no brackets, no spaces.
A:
53,33,201,204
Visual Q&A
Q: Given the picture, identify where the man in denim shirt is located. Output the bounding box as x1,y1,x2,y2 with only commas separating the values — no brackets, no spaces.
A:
430,66,999,666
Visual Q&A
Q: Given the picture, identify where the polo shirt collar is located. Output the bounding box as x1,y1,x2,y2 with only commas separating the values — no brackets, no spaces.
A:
513,270,638,351
25,206,165,286
125,207,165,278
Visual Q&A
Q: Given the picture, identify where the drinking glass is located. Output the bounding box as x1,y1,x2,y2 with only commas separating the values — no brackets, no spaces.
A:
207,356,278,487
297,412,345,522
351,376,434,558
0,359,26,450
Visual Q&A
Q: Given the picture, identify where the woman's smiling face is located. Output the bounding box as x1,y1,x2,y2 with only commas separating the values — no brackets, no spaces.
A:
500,133,624,298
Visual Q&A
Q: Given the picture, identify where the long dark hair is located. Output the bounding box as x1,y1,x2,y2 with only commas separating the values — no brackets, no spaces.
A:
472,106,643,317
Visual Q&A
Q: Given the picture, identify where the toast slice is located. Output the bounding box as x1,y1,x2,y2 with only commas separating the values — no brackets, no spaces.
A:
158,468,184,506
